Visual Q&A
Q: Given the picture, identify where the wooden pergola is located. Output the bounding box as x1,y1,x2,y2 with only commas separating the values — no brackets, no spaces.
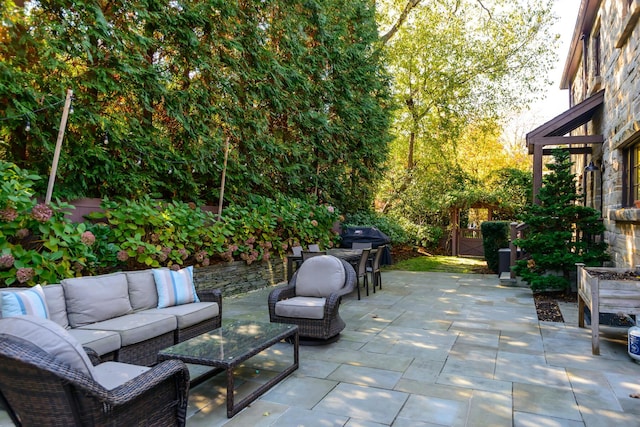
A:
526,89,605,203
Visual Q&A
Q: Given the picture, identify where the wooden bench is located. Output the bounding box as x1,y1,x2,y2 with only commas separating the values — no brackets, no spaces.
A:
577,263,640,355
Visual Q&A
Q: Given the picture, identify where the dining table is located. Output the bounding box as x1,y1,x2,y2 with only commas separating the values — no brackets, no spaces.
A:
285,248,375,281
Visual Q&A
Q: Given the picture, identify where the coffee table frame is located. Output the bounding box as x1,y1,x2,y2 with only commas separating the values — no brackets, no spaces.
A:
157,321,299,417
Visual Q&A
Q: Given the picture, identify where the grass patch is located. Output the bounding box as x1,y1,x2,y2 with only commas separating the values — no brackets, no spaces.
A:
389,255,487,274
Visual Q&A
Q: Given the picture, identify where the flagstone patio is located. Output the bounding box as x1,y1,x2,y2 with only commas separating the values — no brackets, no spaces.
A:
1,270,639,426
184,270,640,426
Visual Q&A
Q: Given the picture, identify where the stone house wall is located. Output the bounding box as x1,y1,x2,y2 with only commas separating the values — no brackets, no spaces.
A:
567,0,640,267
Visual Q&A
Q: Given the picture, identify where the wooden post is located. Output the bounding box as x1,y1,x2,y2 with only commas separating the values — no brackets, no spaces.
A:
532,143,543,204
451,208,459,256
218,137,230,218
45,89,73,205
509,222,518,279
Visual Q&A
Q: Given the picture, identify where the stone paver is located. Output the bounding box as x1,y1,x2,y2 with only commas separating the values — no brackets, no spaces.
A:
1,270,639,426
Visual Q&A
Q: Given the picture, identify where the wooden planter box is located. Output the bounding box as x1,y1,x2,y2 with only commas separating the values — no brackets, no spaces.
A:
577,263,640,355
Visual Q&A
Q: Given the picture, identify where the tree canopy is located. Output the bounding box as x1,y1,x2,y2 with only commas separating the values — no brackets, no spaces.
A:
0,0,392,212
375,0,558,223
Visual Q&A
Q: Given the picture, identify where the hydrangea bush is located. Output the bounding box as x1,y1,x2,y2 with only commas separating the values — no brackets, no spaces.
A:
1,161,341,286
0,162,99,285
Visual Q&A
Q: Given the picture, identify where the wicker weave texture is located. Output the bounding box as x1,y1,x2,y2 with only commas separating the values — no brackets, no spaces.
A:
0,334,189,427
268,258,355,340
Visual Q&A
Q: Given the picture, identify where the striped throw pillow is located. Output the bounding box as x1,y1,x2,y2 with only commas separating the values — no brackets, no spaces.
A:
152,266,200,308
1,284,50,319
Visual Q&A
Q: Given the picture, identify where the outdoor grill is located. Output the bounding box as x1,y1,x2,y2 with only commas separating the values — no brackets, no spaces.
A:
339,226,392,265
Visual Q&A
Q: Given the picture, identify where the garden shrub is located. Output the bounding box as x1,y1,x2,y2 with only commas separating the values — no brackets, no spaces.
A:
513,149,608,291
0,161,341,285
481,221,510,273
344,210,443,251
344,211,408,245
0,161,99,285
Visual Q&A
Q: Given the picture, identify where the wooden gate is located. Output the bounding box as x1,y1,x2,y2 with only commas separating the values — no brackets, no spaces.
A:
450,205,493,257
458,228,484,257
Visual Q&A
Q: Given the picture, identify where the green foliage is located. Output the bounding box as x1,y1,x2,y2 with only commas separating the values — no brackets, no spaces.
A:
513,149,609,291
489,168,533,219
343,210,443,250
376,0,554,237
0,0,391,213
481,221,510,273
0,161,98,285
88,197,231,269
344,210,408,245
391,255,485,274
0,161,341,285
395,217,444,250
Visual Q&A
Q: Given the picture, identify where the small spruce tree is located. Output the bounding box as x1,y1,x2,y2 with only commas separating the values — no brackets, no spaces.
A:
514,149,608,291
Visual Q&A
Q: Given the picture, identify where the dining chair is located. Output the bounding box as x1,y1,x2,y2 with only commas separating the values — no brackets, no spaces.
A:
354,248,371,300
302,250,326,262
308,244,321,252
289,245,304,279
351,242,372,250
367,245,386,292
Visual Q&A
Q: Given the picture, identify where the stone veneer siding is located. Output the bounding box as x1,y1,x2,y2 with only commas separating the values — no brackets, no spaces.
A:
569,0,640,267
193,258,286,296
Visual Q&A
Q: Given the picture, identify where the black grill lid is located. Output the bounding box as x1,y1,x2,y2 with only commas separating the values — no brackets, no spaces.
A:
339,226,392,265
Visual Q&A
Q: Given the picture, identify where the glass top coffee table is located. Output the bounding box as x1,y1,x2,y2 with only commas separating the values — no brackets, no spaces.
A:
158,320,299,418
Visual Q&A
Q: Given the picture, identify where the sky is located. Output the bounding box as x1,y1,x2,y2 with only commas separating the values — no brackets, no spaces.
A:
530,0,582,122
503,0,582,147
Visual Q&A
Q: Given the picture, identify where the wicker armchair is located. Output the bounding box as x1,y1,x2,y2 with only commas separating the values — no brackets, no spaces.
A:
268,255,356,343
0,317,190,427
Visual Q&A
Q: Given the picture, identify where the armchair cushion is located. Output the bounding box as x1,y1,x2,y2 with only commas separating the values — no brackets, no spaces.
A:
0,315,95,376
68,328,122,357
153,266,200,308
62,273,133,327
275,296,326,319
295,255,346,297
92,361,150,390
1,285,49,319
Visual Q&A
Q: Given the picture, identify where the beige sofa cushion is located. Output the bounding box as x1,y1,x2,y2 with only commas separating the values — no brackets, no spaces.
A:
0,315,95,377
296,255,345,297
275,296,326,320
78,313,176,346
126,270,159,311
42,284,69,329
62,273,133,328
141,302,219,329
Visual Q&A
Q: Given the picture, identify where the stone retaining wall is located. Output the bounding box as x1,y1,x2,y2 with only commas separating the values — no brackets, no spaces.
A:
194,258,286,297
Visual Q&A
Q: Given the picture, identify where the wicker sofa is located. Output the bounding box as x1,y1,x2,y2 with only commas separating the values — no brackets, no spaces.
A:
1,267,222,366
